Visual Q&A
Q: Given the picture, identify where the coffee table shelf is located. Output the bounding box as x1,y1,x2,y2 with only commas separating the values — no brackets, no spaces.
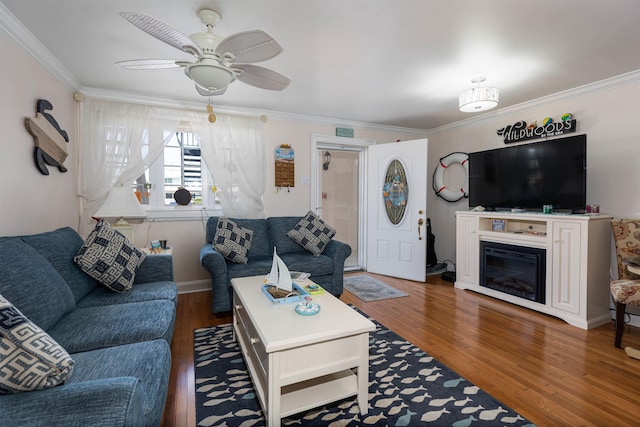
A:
280,370,358,417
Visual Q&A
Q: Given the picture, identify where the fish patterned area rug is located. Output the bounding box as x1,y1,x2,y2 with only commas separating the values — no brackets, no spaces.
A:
193,309,536,426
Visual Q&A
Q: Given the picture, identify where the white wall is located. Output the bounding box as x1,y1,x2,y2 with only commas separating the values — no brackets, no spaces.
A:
0,30,78,236
425,80,640,267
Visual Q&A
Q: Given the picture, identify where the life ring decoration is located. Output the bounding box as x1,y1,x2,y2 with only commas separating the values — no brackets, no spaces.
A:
432,152,469,202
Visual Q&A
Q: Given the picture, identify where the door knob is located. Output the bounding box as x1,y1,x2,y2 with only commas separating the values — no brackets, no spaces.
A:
418,218,424,240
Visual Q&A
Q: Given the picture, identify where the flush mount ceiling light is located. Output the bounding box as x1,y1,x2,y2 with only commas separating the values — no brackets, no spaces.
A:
459,77,499,112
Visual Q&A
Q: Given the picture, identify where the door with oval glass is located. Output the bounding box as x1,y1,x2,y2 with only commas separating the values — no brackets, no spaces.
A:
366,139,428,281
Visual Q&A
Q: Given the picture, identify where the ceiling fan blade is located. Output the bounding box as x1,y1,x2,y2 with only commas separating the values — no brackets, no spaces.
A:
195,84,227,97
232,64,290,91
216,30,283,63
120,12,202,56
116,59,184,70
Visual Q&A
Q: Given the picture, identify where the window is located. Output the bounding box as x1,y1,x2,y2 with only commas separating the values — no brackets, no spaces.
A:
136,130,220,219
164,132,203,205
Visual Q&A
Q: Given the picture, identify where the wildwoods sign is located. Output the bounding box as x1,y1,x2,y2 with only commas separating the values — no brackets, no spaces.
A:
497,116,576,144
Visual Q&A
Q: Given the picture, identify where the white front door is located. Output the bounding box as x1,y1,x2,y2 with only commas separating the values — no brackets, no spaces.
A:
366,139,428,281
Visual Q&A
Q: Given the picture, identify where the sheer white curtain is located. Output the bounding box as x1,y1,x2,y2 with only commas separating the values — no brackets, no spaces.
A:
188,113,266,218
78,99,182,235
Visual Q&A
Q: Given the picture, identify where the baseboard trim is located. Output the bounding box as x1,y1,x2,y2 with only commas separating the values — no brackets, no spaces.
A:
177,279,210,294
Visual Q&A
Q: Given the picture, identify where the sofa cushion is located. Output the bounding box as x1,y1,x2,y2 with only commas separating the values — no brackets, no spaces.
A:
0,238,76,331
76,281,178,309
213,217,253,264
226,258,275,280
0,294,74,394
47,300,175,353
68,340,171,426
21,227,97,303
279,253,334,277
74,220,146,293
287,211,337,255
0,377,145,427
134,255,174,284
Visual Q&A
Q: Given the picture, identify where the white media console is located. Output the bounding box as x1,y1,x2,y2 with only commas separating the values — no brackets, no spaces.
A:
455,211,612,329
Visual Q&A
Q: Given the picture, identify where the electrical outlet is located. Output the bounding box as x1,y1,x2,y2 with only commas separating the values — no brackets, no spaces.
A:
301,176,310,184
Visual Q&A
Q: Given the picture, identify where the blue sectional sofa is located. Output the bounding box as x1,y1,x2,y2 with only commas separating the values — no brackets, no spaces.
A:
199,216,352,313
0,227,177,426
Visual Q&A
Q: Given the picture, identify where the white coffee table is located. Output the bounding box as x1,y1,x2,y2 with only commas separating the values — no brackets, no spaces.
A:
231,276,375,427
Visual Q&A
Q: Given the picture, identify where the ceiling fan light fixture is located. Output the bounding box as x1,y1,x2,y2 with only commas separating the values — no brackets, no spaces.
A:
185,62,235,91
459,77,499,113
118,10,289,96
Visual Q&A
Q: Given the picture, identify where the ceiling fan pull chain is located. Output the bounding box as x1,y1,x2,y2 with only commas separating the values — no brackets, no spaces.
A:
207,95,216,123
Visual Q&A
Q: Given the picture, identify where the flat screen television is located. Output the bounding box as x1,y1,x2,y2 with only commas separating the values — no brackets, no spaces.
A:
468,134,587,213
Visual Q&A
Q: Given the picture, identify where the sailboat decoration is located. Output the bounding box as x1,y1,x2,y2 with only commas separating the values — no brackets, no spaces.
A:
262,247,310,304
266,247,292,292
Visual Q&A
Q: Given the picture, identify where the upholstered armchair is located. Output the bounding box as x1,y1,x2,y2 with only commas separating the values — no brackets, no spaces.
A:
610,219,640,348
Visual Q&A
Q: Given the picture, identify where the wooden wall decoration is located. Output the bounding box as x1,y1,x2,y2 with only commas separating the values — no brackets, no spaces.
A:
25,99,70,175
274,144,294,189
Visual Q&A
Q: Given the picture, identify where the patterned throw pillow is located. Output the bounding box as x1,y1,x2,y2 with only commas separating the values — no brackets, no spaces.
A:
0,294,74,394
213,217,254,264
287,211,336,255
74,219,146,292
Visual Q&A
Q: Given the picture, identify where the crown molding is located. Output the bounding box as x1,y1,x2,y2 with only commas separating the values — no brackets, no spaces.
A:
0,2,81,91
425,70,640,135
80,87,430,137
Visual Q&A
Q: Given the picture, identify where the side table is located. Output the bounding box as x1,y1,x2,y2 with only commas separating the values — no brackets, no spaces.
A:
141,247,173,256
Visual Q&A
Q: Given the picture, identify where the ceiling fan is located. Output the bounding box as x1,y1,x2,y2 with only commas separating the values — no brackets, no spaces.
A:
116,9,290,97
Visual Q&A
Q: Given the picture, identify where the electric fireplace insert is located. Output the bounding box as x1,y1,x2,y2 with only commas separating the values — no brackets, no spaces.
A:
479,241,546,304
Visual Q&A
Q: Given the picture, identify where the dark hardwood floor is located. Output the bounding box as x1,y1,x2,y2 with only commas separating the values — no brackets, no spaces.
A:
161,273,640,426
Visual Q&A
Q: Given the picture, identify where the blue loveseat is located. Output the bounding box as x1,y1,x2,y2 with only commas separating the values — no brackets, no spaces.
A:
0,227,177,426
200,216,352,313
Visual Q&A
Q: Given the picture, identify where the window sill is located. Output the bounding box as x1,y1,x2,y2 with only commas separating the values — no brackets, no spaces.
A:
143,206,222,221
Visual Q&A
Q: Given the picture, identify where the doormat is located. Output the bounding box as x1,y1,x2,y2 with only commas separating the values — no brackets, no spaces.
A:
193,310,535,426
343,274,408,302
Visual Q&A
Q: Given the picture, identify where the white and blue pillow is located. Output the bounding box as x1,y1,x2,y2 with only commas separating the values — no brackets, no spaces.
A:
74,220,146,292
0,294,74,394
213,217,254,264
287,211,336,255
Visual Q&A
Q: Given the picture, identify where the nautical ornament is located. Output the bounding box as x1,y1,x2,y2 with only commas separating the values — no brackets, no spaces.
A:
432,152,469,203
25,99,69,175
266,247,292,292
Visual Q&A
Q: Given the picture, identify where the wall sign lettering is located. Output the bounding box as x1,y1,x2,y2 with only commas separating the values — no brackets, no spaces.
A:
497,114,576,144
